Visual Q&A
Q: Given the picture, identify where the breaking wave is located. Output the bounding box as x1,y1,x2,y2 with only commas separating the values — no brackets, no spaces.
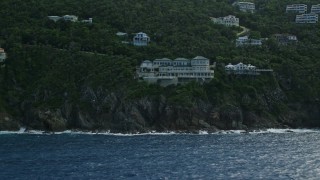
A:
0,128,319,135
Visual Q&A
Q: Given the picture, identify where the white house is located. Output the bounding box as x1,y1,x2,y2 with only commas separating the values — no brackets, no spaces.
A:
296,13,318,23
133,32,150,46
48,15,78,22
210,15,239,27
225,62,272,75
63,15,78,22
81,18,93,24
0,48,7,63
47,16,62,22
286,4,307,14
225,62,257,75
153,58,173,67
236,36,262,47
311,4,320,14
137,56,214,86
233,2,255,13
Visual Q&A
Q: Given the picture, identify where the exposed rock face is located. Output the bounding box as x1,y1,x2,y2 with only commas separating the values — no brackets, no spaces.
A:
0,112,20,131
3,86,319,133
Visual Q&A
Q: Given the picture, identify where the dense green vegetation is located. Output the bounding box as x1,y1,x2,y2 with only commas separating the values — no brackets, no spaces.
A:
1,0,320,128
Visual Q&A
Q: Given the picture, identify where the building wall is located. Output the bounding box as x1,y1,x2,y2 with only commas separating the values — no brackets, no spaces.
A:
296,14,319,23
311,4,320,14
133,33,150,46
286,4,307,13
211,16,239,27
137,57,214,86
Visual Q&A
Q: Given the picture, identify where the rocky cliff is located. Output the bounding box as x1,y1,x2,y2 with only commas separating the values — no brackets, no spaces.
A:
1,86,319,133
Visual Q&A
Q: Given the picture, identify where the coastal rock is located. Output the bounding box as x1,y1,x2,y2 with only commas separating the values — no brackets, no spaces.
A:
0,112,20,131
26,109,67,131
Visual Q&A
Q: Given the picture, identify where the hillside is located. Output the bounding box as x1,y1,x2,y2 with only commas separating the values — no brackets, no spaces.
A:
1,0,320,132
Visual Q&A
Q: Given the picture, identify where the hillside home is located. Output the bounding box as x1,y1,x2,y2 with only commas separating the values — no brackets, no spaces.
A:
137,56,214,86
296,13,318,23
233,2,255,13
48,15,78,22
210,15,239,27
225,62,273,75
273,34,298,45
63,15,78,22
133,32,150,46
47,16,62,22
236,36,262,47
81,18,93,24
311,4,320,14
286,4,307,14
0,48,7,63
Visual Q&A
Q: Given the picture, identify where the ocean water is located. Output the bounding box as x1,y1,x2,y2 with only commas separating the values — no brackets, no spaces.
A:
1,129,320,179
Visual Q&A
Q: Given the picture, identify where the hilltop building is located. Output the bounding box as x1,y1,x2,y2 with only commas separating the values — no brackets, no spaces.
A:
273,34,298,45
0,48,7,63
210,15,239,27
225,62,273,75
233,2,255,13
286,4,307,14
48,15,78,22
311,4,320,14
295,13,318,23
236,36,262,47
133,32,150,46
137,56,214,86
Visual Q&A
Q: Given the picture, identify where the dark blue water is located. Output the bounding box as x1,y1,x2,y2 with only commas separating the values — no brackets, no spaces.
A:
1,132,320,179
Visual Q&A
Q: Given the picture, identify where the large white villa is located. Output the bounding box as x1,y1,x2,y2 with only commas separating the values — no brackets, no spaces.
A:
311,4,320,14
286,4,307,14
0,48,6,63
133,32,150,46
225,62,273,75
137,56,214,86
296,13,318,23
233,2,255,13
210,15,239,27
236,36,262,47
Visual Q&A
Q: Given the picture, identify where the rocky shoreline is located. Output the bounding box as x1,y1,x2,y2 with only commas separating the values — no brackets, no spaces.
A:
1,87,319,133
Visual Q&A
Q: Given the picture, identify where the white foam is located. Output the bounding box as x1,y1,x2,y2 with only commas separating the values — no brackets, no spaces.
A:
0,128,319,135
199,130,209,135
0,127,26,134
248,128,320,134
